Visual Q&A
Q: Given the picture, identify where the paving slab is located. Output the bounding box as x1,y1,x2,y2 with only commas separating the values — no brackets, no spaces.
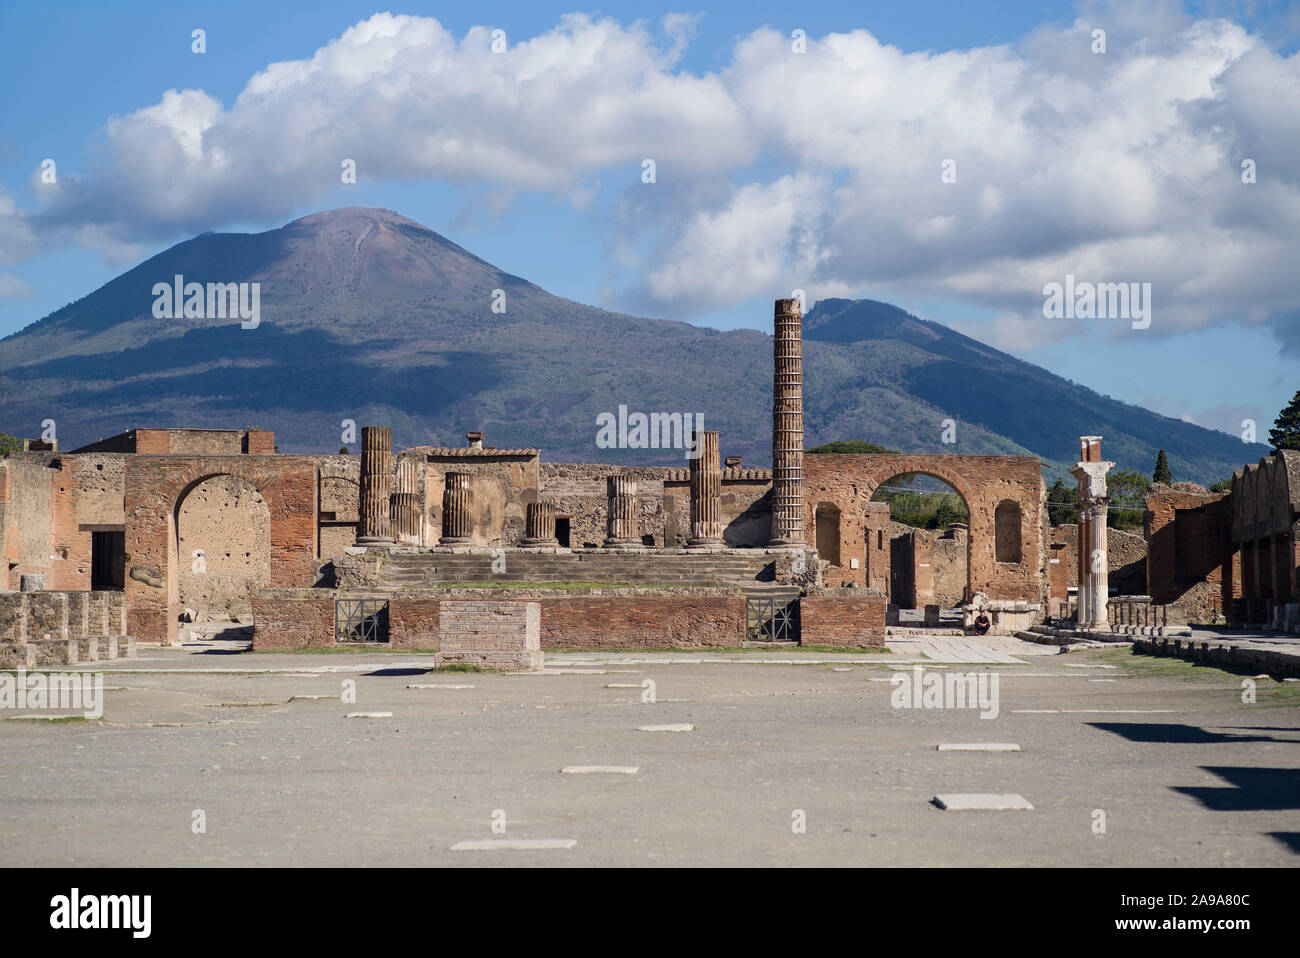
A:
933,793,1034,810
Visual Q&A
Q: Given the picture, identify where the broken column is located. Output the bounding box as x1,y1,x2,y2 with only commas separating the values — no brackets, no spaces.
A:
604,475,643,549
770,297,805,547
392,455,423,545
440,472,473,545
1071,436,1114,632
357,426,394,546
522,501,559,548
687,430,724,549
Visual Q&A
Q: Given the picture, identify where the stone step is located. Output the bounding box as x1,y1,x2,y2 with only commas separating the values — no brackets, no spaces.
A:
366,550,779,590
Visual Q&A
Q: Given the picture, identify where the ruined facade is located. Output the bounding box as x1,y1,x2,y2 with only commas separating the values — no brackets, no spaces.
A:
4,301,1288,653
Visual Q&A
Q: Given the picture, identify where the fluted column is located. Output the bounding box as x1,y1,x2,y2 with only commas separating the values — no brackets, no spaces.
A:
440,472,473,545
392,456,422,545
1088,501,1111,630
604,475,643,549
687,430,724,549
1071,437,1114,632
770,298,804,546
522,501,559,547
357,426,394,545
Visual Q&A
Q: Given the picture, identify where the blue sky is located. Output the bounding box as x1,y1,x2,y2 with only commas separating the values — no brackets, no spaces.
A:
1,0,1296,439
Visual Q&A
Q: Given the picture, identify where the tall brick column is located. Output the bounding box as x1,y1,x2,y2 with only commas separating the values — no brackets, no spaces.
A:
522,501,559,547
393,455,423,545
357,426,394,546
770,297,805,546
1071,436,1114,631
604,475,644,549
440,472,473,546
687,430,724,549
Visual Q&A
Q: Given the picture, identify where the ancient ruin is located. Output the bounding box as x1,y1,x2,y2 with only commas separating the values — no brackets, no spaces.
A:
1,300,1294,667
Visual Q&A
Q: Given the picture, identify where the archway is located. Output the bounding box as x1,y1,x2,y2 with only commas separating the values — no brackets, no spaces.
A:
869,472,970,611
175,474,271,619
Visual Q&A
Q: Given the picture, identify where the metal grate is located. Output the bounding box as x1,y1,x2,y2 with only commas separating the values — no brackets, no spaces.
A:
746,596,796,643
335,598,390,643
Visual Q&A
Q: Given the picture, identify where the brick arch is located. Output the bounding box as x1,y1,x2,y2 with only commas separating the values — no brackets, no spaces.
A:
174,473,272,617
125,456,319,645
802,453,1045,603
861,463,973,603
857,461,976,508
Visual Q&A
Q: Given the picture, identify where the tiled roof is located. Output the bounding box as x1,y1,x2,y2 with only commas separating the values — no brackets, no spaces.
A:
416,447,540,458
663,466,772,482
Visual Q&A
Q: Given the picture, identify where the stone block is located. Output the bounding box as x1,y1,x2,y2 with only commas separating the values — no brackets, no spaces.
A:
437,600,541,671
25,592,68,643
0,592,25,642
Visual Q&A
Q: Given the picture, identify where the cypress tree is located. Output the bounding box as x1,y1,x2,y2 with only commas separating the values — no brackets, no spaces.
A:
1152,449,1172,484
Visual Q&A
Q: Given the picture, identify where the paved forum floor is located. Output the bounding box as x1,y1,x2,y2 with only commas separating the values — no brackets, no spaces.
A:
1,635,1297,867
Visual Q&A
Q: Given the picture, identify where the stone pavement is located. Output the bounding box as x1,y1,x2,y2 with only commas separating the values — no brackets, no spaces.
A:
2,638,1296,867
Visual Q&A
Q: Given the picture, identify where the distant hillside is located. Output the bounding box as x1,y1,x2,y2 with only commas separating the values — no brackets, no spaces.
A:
0,207,1265,484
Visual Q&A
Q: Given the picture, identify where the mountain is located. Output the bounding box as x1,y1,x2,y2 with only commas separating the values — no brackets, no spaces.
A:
0,207,1265,484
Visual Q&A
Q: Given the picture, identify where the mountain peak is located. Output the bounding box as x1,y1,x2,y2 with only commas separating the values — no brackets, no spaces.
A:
284,206,434,233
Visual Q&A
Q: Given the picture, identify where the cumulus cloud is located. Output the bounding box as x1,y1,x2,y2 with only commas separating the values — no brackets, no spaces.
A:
5,3,1300,350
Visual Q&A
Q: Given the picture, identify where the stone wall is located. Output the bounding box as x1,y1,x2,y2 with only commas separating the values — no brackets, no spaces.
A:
318,456,360,559
540,464,669,549
426,453,540,547
662,473,774,548
800,592,887,647
176,474,272,616
0,453,128,592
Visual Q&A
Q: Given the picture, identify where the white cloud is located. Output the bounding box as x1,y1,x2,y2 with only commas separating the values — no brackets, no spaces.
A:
4,3,1298,350
0,273,33,299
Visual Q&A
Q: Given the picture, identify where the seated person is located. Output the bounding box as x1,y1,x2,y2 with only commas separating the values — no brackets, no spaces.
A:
972,610,991,635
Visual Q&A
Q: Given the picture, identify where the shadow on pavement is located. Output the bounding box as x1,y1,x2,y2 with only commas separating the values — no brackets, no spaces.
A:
1173,767,1300,812
1088,722,1297,745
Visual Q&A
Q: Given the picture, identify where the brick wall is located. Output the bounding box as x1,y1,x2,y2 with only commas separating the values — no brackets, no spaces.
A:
437,600,541,669
389,595,439,650
126,455,318,645
800,593,887,647
539,594,745,650
804,454,1046,603
250,589,338,651
1145,489,1236,621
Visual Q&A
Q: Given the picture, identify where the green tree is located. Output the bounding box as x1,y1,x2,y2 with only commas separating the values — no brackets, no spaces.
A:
933,498,963,529
0,433,21,455
1107,469,1151,529
1152,449,1172,484
1046,479,1077,526
1268,389,1300,452
807,440,897,454
1208,478,1232,493
339,446,350,455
